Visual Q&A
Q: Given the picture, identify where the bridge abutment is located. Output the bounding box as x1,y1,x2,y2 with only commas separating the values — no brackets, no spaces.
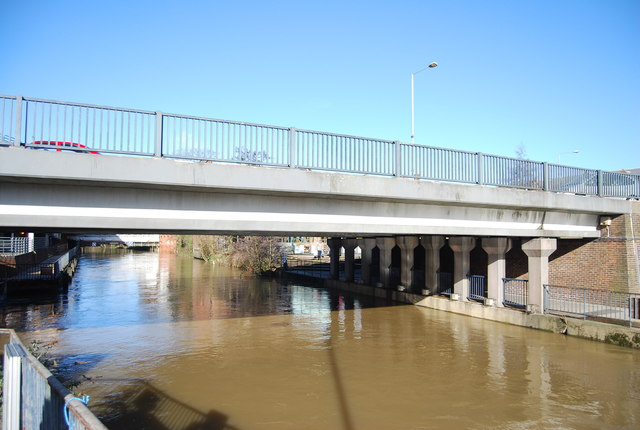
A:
521,238,557,313
449,237,476,301
483,238,512,307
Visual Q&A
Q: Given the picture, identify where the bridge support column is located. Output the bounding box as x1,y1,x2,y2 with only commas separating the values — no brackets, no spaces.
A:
327,238,342,281
376,237,396,289
397,236,419,291
449,237,476,301
359,238,376,285
483,238,511,307
343,239,357,283
422,236,445,295
522,238,556,313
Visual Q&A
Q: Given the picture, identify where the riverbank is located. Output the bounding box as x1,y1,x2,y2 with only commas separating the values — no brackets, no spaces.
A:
294,274,640,349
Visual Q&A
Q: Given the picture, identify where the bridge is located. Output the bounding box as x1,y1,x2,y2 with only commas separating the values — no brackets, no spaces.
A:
1,94,639,313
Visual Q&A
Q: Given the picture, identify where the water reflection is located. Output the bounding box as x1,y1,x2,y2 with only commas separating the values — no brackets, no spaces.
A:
0,251,386,332
1,250,638,430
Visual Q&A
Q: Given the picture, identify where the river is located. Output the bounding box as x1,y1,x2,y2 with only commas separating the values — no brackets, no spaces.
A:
1,250,639,430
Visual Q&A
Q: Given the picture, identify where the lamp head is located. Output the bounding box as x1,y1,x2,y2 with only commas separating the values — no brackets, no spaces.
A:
428,62,438,68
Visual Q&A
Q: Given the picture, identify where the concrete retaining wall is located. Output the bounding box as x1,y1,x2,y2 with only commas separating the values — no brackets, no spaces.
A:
319,277,640,349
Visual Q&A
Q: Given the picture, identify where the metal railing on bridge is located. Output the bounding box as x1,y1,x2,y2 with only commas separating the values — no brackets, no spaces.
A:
3,94,639,199
544,284,640,327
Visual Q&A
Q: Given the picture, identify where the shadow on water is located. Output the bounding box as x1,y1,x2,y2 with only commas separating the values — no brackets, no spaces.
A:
49,352,111,387
98,379,240,430
326,342,355,430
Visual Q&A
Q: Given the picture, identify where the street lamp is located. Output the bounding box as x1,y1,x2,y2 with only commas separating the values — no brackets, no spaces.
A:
411,61,438,144
556,149,580,164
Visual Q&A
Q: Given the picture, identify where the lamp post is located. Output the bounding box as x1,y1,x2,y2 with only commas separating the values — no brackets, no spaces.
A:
556,149,580,164
411,62,438,144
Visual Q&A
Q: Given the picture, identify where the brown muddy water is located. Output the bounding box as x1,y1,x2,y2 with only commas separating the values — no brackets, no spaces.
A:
1,250,639,430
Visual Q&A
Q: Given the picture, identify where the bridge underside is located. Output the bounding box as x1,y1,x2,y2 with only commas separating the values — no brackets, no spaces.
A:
0,181,600,237
0,147,630,238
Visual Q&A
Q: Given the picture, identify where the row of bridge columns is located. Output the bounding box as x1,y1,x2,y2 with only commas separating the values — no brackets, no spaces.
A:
327,236,557,312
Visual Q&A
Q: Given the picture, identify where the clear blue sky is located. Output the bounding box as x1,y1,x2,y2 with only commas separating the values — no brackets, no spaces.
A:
1,0,638,171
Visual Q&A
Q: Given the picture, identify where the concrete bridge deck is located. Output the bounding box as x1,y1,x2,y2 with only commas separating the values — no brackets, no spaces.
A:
0,146,633,238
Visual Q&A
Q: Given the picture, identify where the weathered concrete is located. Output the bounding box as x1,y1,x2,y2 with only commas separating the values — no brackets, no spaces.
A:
449,237,476,300
342,239,357,283
396,236,419,291
421,236,444,295
483,237,511,307
522,238,557,312
0,147,632,237
415,296,640,349
359,238,376,285
327,238,341,280
376,237,396,288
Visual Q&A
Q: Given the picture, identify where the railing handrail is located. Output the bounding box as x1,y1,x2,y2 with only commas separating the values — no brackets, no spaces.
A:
543,283,639,327
2,94,639,199
0,328,108,429
6,94,157,115
544,283,640,297
162,111,292,131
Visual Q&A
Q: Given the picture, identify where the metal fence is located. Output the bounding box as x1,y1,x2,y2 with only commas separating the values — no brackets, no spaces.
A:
284,257,331,279
3,94,639,198
0,237,31,255
1,329,108,430
503,278,528,309
0,246,78,283
544,285,640,327
467,275,486,302
0,263,56,282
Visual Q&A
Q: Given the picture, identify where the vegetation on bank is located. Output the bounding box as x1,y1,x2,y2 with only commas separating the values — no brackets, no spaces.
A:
178,235,284,275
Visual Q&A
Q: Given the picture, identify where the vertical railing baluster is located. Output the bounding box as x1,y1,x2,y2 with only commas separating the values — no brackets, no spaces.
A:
288,127,296,168
597,170,603,197
13,95,22,146
155,111,163,157
394,141,401,177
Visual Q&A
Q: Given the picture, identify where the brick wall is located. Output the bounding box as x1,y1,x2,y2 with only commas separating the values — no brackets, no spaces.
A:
549,238,629,291
159,234,177,253
509,205,640,293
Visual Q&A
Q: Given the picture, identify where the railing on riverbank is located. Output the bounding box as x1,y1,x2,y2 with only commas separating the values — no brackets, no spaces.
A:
467,275,486,302
2,94,639,199
285,256,331,279
0,246,78,284
1,329,108,430
544,285,640,327
503,278,528,309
